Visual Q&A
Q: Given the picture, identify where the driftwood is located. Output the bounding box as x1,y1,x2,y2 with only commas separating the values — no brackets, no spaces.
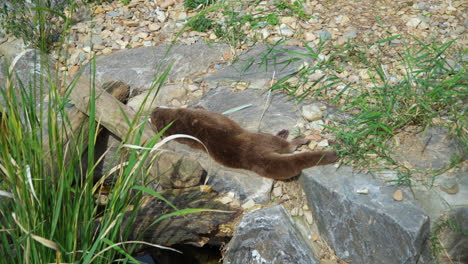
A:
122,185,242,247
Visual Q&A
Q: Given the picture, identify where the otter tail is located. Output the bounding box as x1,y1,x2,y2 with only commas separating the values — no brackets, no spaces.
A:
252,150,338,180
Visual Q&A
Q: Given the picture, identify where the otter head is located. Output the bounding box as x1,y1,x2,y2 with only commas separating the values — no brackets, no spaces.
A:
150,106,177,132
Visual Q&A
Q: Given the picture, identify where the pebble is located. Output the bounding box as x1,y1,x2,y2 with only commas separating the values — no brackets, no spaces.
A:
148,23,161,32
356,188,369,194
102,48,112,54
273,185,282,197
317,139,329,147
303,31,316,42
304,210,313,224
241,199,256,209
107,11,120,18
308,141,318,150
302,104,322,121
94,6,105,14
124,21,139,27
278,24,295,37
291,207,299,216
219,196,233,204
393,189,404,201
306,120,325,131
159,0,175,9
406,17,422,27
318,29,331,41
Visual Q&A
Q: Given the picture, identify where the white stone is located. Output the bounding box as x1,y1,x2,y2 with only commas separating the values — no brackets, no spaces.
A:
317,139,329,147
406,17,422,27
306,120,325,131
148,23,161,31
303,31,316,42
241,199,256,209
278,24,294,37
302,104,322,121
304,210,313,224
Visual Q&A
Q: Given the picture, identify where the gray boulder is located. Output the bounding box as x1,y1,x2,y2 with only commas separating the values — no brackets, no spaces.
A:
300,165,433,264
204,44,314,88
223,205,318,264
83,42,229,93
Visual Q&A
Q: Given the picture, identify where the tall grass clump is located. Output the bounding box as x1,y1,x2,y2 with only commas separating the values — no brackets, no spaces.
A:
267,36,466,183
0,49,165,263
329,39,466,174
0,0,76,52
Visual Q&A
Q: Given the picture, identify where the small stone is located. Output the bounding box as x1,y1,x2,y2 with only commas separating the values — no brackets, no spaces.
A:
302,104,322,121
306,134,322,141
124,21,139,27
156,10,167,22
209,33,217,40
356,188,369,194
241,199,256,209
137,32,148,39
318,29,331,41
359,69,370,80
406,17,421,27
219,196,233,204
281,16,296,24
235,82,249,91
143,41,152,47
393,189,404,201
69,65,80,75
107,11,120,18
291,207,299,216
278,24,294,37
177,12,187,20
311,233,320,241
309,70,325,81
148,23,161,32
304,210,313,224
343,28,357,39
418,21,429,30
306,120,325,131
302,204,309,210
308,141,318,150
102,48,112,55
95,194,109,205
303,31,316,42
260,28,270,39
94,6,105,14
273,185,282,197
111,33,123,41
83,46,91,53
192,90,203,97
187,84,199,92
317,140,329,147
159,0,175,8
223,50,234,60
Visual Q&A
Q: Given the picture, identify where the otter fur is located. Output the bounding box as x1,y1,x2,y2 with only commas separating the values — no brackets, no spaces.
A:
150,107,338,180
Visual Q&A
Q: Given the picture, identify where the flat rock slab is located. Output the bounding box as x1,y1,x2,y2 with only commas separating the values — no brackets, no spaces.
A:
300,165,433,264
223,205,318,264
390,126,465,171
83,42,229,92
163,87,303,203
204,45,314,87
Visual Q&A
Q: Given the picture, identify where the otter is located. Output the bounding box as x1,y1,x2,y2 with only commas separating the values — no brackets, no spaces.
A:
150,107,338,180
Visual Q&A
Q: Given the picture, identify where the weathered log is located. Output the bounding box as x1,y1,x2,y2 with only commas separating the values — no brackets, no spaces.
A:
122,185,242,247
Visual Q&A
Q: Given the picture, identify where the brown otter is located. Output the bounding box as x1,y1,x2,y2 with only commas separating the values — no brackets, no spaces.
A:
150,107,338,180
